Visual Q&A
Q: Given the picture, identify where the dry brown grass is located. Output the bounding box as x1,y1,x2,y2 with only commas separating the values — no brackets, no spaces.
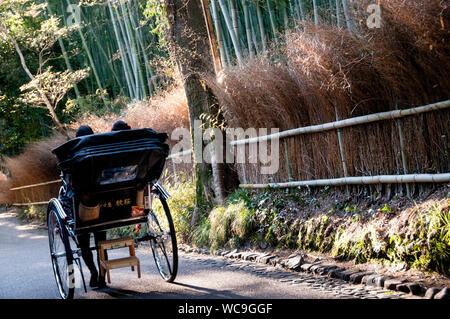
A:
0,132,67,204
71,85,190,148
207,0,450,189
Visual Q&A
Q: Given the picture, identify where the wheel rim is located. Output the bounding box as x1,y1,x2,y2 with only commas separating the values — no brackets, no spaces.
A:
48,209,73,299
147,206,177,281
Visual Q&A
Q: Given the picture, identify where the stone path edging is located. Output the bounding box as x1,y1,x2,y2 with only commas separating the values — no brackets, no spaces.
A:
179,245,449,299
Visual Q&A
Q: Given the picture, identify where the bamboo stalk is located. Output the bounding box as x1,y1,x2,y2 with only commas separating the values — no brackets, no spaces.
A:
335,0,341,28
151,98,450,159
288,0,299,28
266,0,278,39
13,201,50,207
394,99,411,198
10,179,60,191
134,18,154,97
334,106,349,194
66,0,106,105
313,0,319,25
81,6,123,93
220,15,233,65
230,0,240,46
131,0,154,96
46,4,81,100
341,0,354,35
328,0,334,25
255,0,267,53
108,0,136,99
218,0,244,65
248,4,260,53
200,0,222,73
211,0,228,67
114,1,138,98
125,0,147,99
297,0,305,20
281,0,289,35
242,0,254,58
120,1,145,100
64,0,106,104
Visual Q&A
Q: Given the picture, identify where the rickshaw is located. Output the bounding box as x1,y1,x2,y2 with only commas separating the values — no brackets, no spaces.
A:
47,128,178,299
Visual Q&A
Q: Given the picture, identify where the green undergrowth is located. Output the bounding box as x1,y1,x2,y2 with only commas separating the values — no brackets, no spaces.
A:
165,182,449,276
16,205,46,223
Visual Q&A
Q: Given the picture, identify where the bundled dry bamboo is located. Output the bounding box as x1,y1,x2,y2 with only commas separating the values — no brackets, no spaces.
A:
208,0,450,193
0,133,67,204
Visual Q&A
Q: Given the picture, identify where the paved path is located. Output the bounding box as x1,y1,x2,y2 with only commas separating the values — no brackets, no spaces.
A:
0,210,417,299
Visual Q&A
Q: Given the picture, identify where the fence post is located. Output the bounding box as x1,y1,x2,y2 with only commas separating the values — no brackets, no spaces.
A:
171,158,178,184
395,100,411,198
283,139,293,181
334,106,350,195
241,164,247,184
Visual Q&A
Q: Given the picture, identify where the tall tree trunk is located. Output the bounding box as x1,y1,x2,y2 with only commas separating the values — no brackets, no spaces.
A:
165,0,239,219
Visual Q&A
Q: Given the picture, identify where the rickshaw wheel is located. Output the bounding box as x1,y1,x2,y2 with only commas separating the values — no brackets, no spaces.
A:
148,196,178,283
47,200,75,299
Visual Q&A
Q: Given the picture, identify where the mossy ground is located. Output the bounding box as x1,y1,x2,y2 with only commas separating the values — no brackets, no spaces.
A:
170,183,449,276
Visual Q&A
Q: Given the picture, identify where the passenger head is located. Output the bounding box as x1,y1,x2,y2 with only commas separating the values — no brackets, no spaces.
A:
111,120,131,131
76,125,94,137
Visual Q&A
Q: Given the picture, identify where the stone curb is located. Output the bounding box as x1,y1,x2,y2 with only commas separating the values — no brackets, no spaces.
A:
179,245,449,299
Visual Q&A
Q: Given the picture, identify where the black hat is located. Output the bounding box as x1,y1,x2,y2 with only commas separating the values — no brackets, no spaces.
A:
76,125,94,137
111,120,131,131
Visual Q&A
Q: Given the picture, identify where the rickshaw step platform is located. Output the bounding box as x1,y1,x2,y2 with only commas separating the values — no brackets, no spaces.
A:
101,256,140,269
98,238,141,283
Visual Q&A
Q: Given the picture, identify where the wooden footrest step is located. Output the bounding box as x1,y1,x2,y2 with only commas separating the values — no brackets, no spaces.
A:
97,238,141,284
101,256,140,270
